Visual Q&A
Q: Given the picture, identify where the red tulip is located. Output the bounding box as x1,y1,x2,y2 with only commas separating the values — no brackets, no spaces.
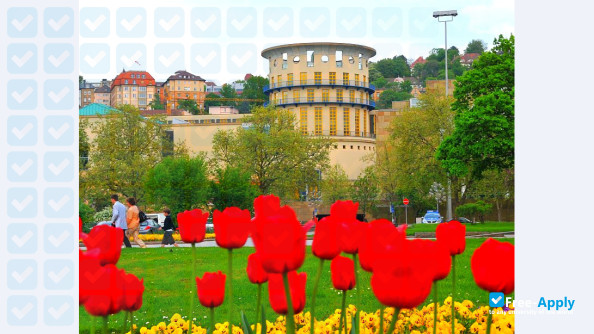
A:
436,220,466,256
122,273,144,312
408,239,452,282
79,249,102,305
254,194,282,219
252,205,306,273
268,271,307,315
213,207,252,249
83,264,125,317
359,219,403,272
196,271,226,308
246,253,268,284
177,209,209,244
471,238,514,295
312,216,341,260
331,256,356,291
83,225,123,266
371,239,433,309
331,200,365,254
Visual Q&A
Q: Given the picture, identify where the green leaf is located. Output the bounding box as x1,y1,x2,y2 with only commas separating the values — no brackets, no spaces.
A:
261,304,267,334
240,310,254,334
350,313,357,334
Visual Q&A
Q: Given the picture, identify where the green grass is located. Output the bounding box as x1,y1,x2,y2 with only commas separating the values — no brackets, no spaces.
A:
79,238,514,333
405,222,515,236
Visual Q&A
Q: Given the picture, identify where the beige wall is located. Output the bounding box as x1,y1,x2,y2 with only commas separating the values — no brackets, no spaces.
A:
110,85,156,108
165,79,206,111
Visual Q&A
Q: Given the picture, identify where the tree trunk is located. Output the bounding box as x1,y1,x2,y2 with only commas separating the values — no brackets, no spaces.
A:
496,199,502,222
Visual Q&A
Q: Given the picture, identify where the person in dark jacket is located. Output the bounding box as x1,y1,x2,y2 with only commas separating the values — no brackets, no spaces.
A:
160,208,179,247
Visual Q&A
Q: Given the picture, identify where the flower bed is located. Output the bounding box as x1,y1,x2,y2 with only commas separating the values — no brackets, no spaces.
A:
129,233,216,242
128,299,514,334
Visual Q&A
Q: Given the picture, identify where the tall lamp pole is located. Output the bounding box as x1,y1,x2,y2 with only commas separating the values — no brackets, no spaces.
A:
433,10,457,221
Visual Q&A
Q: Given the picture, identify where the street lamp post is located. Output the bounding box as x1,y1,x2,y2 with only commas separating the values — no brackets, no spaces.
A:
433,9,457,222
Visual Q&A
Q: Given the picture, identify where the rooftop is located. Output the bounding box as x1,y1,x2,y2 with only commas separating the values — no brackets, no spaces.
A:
79,103,119,116
262,42,376,57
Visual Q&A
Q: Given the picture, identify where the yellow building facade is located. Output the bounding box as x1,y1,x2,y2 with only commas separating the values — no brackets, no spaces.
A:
110,71,157,108
261,43,377,179
163,70,207,114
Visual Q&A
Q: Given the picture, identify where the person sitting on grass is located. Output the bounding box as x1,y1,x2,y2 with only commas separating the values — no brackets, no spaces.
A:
160,208,179,248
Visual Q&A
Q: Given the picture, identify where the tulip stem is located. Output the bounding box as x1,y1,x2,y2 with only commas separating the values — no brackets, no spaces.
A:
210,307,215,334
378,308,384,334
310,258,324,334
228,248,234,330
256,283,262,334
91,316,96,334
102,316,108,334
282,272,296,334
122,311,128,334
386,308,399,334
352,253,361,333
433,282,438,334
340,290,347,334
451,255,456,334
130,311,134,334
486,305,492,334
189,243,197,334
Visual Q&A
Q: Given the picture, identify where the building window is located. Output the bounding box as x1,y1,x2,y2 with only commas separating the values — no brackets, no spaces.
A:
293,56,300,63
343,73,349,85
142,74,145,78
358,53,363,69
132,87,137,91
314,72,321,85
349,56,355,64
287,73,294,86
125,80,128,84
282,91,288,103
133,80,136,85
363,75,367,85
329,107,337,136
307,50,314,67
307,89,314,102
131,74,135,78
282,52,288,69
140,87,146,91
300,72,307,85
355,74,360,86
300,108,308,135
336,89,343,102
349,90,355,102
271,77,275,88
133,94,136,98
322,89,329,102
355,108,360,135
336,50,343,67
363,111,367,136
278,75,282,86
329,72,336,85
314,107,322,135
343,108,350,136
293,90,300,102
360,92,365,103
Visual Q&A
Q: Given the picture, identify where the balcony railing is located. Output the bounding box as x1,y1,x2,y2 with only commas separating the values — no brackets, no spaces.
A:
264,97,375,109
304,130,376,139
264,79,376,94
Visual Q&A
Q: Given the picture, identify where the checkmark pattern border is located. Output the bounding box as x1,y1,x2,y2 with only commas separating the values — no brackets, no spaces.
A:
1,0,78,332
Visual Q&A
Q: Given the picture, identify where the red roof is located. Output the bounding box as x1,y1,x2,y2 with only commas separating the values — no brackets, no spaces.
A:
111,70,156,89
411,56,426,68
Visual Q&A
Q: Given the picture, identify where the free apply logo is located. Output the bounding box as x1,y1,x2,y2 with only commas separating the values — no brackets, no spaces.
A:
489,292,576,311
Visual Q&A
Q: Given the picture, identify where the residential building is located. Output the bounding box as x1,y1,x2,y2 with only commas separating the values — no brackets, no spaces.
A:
426,79,456,96
79,81,95,108
209,106,239,115
261,42,377,179
163,70,207,114
410,56,426,70
110,70,156,108
93,85,110,106
460,53,480,67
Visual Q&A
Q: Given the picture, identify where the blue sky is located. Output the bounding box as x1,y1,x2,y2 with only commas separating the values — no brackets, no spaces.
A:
79,0,514,84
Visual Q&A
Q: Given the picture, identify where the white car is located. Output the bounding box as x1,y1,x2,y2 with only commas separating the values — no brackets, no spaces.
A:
145,213,166,227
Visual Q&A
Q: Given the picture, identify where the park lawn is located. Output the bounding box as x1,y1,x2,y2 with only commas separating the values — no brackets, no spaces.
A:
79,238,514,333
405,222,515,236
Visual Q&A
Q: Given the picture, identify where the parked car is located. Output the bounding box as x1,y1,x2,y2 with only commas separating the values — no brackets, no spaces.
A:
422,210,442,224
457,217,473,224
139,219,161,234
91,221,112,231
146,213,165,227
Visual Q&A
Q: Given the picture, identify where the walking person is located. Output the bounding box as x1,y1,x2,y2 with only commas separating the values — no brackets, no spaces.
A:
160,208,179,248
111,194,132,248
125,197,147,248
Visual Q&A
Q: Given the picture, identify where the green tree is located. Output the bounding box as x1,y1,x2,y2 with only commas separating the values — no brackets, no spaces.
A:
209,166,259,212
400,80,413,94
149,94,165,110
437,34,515,179
241,75,269,105
204,93,223,112
377,90,412,109
372,76,388,89
79,118,90,170
144,155,209,221
368,65,383,83
465,39,487,54
220,84,238,108
455,200,492,223
212,105,332,197
465,169,513,222
350,166,378,215
79,201,95,232
178,99,201,115
321,165,351,205
81,105,186,206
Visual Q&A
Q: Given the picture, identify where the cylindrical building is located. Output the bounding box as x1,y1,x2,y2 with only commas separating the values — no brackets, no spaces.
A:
261,43,377,179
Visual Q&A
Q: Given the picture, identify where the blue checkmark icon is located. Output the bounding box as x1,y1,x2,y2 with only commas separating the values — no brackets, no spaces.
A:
489,292,505,307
